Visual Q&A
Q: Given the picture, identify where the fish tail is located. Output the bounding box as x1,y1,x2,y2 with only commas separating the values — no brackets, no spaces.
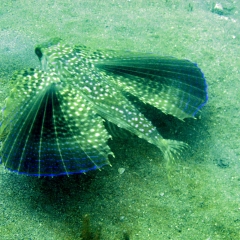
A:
156,139,189,184
157,139,189,162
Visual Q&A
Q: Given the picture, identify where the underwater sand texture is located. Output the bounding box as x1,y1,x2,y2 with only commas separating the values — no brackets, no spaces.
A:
0,0,240,239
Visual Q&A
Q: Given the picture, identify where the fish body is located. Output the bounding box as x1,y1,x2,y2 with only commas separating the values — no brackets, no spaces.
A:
0,38,208,177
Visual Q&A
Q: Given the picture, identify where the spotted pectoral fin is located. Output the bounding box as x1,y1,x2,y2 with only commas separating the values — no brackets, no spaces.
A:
1,74,112,176
96,55,208,120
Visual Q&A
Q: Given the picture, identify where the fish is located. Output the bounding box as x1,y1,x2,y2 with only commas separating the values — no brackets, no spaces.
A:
0,38,208,177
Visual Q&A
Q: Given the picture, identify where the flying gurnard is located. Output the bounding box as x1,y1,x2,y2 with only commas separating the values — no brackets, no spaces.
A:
0,38,208,177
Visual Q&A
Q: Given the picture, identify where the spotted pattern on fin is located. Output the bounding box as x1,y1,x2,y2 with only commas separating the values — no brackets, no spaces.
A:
0,39,208,176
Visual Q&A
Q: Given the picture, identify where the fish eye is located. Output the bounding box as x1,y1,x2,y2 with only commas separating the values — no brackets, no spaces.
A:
35,47,43,59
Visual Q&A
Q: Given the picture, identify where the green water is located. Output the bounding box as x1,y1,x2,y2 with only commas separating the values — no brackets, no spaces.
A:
0,0,239,239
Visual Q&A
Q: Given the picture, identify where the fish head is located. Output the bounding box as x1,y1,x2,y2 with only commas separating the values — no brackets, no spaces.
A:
34,38,74,76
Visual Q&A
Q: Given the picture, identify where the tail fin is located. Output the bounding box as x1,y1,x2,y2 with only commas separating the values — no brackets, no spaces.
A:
152,138,189,164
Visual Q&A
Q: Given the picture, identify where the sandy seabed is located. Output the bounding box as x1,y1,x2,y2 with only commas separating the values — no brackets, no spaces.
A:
0,1,240,239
